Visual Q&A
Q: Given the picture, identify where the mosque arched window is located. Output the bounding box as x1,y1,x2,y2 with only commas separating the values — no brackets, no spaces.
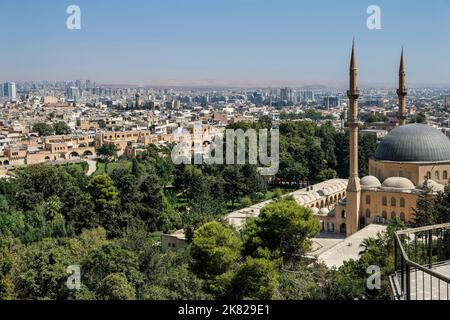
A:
435,171,440,180
400,198,405,208
400,212,406,222
382,211,388,220
341,210,346,219
382,196,387,206
444,171,448,180
391,212,396,219
391,197,396,207
365,209,371,218
426,172,432,179
366,195,371,205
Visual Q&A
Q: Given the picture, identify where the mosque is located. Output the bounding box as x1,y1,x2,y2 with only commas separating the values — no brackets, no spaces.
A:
226,43,450,239
328,43,450,236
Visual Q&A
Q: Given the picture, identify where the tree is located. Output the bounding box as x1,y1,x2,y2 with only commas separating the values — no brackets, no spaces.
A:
11,238,74,299
82,243,144,291
228,257,278,300
242,199,320,259
32,123,54,137
240,196,253,208
412,112,427,124
317,169,338,182
413,182,436,227
89,174,118,212
97,143,118,173
190,222,242,278
433,185,450,224
53,122,71,135
97,273,136,300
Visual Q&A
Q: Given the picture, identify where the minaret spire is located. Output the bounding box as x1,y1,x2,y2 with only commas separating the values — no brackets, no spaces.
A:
346,40,362,236
347,40,360,183
397,47,408,126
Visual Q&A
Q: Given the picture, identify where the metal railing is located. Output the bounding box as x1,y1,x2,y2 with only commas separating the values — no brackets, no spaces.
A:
394,223,450,300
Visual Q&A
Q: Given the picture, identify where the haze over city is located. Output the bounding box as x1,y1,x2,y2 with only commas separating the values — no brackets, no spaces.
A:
1,0,450,87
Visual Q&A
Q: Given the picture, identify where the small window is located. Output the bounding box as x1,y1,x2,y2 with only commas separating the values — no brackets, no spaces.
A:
365,209,371,218
391,212,396,219
382,196,387,206
366,195,371,205
391,197,396,207
435,171,440,180
382,211,388,219
444,171,448,180
400,198,405,208
426,171,432,179
400,212,406,222
341,210,346,219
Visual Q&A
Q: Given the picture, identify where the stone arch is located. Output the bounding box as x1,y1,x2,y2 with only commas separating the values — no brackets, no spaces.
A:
3,160,9,165
70,151,80,158
83,150,94,156
341,210,346,219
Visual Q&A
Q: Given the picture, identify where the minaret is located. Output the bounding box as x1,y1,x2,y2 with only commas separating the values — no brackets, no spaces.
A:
135,93,141,109
397,48,407,126
346,40,361,236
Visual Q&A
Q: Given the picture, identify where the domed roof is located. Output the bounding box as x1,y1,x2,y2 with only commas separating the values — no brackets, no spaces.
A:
360,175,381,188
319,208,330,215
381,177,415,190
311,207,320,214
373,124,450,162
416,179,445,192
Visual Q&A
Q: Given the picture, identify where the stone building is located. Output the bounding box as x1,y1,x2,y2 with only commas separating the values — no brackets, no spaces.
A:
333,44,450,236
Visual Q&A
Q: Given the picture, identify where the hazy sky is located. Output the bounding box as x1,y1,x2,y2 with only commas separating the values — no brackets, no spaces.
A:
1,0,450,86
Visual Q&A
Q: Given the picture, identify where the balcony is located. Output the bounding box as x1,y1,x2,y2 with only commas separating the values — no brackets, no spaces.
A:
391,223,450,300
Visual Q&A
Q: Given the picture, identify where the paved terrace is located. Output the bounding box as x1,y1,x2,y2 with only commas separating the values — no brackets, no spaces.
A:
315,224,387,269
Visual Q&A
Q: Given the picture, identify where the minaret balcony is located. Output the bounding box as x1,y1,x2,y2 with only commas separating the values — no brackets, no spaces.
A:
397,88,408,96
347,89,361,99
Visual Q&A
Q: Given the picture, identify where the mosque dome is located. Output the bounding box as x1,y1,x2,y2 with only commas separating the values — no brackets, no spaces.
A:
416,179,445,193
360,175,381,188
381,177,415,191
373,124,450,162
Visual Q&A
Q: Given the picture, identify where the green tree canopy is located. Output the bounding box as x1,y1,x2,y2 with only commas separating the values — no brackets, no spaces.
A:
243,199,320,259
190,222,242,278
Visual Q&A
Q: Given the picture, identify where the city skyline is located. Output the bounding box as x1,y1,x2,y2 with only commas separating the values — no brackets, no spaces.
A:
1,0,450,86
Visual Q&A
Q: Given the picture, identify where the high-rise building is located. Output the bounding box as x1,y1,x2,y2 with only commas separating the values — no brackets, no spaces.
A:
280,87,293,103
67,86,80,102
323,96,340,108
2,82,17,101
